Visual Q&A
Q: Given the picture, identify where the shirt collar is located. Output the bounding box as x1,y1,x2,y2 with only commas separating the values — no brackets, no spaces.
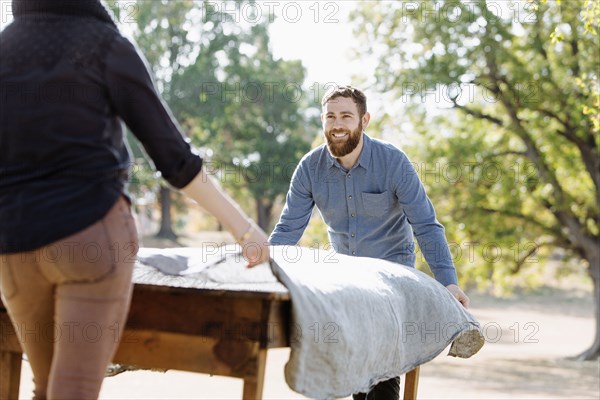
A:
326,132,373,171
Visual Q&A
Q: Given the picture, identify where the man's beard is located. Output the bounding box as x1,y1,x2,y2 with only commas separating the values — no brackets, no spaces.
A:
325,121,363,158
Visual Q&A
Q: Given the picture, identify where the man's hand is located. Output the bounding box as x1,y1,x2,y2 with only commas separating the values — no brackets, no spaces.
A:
446,284,470,308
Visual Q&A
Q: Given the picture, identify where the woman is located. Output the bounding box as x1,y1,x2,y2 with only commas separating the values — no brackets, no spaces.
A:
0,1,269,398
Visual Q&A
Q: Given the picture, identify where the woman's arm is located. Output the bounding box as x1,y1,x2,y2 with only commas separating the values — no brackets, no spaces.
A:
105,35,269,266
181,169,269,267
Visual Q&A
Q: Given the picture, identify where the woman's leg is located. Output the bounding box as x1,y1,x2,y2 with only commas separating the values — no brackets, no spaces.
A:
0,252,55,399
41,197,138,399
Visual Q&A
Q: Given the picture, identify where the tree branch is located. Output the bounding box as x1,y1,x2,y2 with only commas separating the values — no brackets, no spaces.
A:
534,102,599,201
539,109,568,128
511,241,545,274
477,206,566,241
450,100,504,127
485,150,528,159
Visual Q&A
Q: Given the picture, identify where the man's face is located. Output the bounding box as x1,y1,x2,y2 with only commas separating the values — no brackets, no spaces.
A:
322,97,364,158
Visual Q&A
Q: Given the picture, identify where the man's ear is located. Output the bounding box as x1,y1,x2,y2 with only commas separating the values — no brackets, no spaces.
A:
362,112,371,129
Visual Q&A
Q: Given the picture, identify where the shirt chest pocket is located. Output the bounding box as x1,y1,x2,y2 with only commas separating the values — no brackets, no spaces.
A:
361,191,391,217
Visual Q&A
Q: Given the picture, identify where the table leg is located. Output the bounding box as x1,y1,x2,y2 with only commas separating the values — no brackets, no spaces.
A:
242,348,267,400
403,366,420,400
0,351,22,400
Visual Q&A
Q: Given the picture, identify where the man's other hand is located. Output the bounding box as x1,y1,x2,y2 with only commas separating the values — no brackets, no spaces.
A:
446,284,470,308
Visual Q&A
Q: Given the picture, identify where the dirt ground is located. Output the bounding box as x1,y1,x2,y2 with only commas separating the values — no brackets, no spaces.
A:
15,233,600,399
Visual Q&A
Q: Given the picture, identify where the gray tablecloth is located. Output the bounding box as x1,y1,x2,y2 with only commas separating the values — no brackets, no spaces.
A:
137,245,484,399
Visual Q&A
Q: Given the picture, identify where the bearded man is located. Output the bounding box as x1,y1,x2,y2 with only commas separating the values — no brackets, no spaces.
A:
269,85,469,399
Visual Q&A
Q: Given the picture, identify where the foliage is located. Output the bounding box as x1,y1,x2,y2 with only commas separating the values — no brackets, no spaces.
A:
171,20,318,230
105,0,317,231
105,0,206,237
352,0,600,358
352,0,598,284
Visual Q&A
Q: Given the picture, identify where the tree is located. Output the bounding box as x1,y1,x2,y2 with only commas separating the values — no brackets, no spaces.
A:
134,0,211,239
352,0,599,359
107,0,316,233
175,22,317,230
106,0,241,238
105,0,196,238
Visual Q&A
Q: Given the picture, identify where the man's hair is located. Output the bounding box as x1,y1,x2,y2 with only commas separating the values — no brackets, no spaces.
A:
321,85,367,118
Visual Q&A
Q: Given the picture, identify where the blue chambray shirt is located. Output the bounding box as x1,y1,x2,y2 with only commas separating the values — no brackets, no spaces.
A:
269,133,458,287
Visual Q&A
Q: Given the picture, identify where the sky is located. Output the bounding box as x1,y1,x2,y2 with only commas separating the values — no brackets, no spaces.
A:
266,1,365,86
265,1,391,140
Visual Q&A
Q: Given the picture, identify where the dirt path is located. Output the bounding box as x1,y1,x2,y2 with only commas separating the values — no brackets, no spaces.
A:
417,291,599,399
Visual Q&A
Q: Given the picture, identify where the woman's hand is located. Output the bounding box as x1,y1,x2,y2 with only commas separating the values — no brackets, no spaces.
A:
238,220,270,268
181,171,270,268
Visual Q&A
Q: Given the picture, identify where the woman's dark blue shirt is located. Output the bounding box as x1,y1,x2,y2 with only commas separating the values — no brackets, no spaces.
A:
0,0,203,253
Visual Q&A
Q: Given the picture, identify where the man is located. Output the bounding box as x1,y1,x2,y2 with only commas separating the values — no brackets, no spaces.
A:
269,86,469,399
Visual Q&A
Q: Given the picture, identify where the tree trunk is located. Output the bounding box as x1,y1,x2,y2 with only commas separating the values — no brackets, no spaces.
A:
255,198,273,232
575,249,600,360
155,186,178,240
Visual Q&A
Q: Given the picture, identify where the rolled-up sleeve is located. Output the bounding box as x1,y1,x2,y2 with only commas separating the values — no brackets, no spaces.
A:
104,35,202,189
269,160,315,245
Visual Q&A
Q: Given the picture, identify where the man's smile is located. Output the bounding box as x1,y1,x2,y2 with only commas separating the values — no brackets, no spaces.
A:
330,131,350,140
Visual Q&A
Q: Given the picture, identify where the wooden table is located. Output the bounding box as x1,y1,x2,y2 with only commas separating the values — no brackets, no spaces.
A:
0,279,290,399
0,265,420,399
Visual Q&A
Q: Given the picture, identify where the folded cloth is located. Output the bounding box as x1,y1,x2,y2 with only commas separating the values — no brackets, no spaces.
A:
137,244,279,283
269,245,484,399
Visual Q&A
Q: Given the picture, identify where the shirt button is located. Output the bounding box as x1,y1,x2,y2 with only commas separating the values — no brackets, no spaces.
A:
351,213,355,217
352,251,356,255
348,195,352,199
347,174,351,178
351,233,355,237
